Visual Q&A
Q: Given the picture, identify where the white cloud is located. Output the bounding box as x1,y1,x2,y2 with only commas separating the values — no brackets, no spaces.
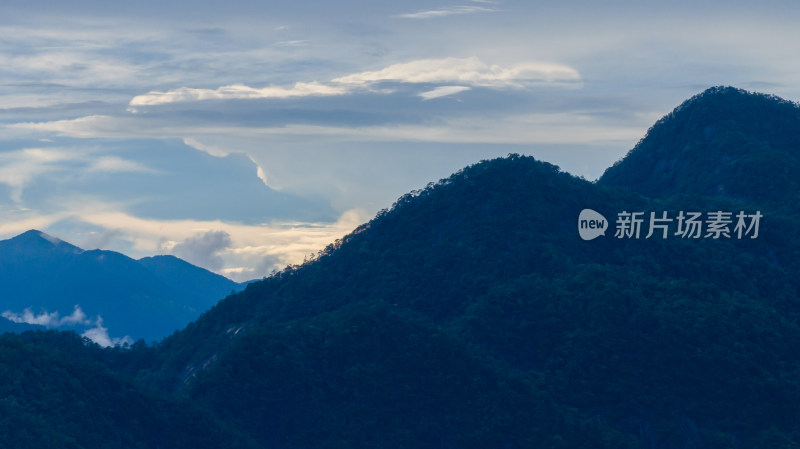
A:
0,145,158,202
0,210,73,237
332,57,580,87
121,57,579,109
273,40,310,47
396,5,497,19
81,316,133,348
2,308,60,326
88,157,158,174
129,82,348,108
0,148,73,202
182,138,230,157
9,115,125,138
9,107,643,148
255,163,270,186
419,85,471,100
2,305,91,327
60,306,90,325
220,267,251,276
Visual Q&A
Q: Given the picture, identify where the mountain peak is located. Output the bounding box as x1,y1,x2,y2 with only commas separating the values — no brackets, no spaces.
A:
0,230,244,341
17,229,62,243
5,229,84,254
599,86,800,204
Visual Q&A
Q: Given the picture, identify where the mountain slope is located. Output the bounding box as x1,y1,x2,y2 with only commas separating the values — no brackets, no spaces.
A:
143,89,800,448
0,231,243,342
3,87,800,448
141,157,640,448
0,330,257,449
600,86,800,205
138,255,241,313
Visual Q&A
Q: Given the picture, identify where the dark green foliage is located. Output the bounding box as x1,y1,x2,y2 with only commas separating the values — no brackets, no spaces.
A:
0,331,257,449
600,86,800,205
3,87,800,448
183,302,638,449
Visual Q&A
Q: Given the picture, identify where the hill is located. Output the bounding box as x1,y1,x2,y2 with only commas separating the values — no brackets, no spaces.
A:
0,330,257,449
0,230,245,342
600,86,800,207
143,88,800,448
3,86,800,448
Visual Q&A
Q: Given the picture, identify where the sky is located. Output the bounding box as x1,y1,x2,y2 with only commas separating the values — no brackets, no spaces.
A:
1,0,799,281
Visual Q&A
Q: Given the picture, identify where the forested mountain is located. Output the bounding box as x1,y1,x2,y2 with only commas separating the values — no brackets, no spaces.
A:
600,86,800,207
0,331,257,449
2,86,800,448
0,231,245,342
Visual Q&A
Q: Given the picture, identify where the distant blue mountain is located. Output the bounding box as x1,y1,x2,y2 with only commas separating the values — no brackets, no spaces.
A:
0,230,247,343
137,255,241,308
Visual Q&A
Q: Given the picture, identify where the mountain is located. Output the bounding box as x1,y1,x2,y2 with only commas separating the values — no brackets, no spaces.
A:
0,230,245,342
138,255,240,308
600,86,800,206
141,88,800,448
0,331,257,449
0,317,39,333
3,86,800,448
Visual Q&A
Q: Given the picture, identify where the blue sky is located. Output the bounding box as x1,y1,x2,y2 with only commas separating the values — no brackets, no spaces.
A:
1,0,798,281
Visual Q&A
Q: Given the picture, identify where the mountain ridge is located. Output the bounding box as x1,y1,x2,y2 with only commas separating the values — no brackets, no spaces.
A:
141,86,800,448
600,86,800,205
0,229,247,343
3,86,800,448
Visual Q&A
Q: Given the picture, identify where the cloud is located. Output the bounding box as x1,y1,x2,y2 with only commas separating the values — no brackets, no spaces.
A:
9,108,642,147
273,40,310,47
331,57,580,87
128,82,348,108
2,305,91,327
57,205,369,280
253,160,270,186
87,157,159,173
182,138,270,186
419,85,471,100
121,57,579,109
0,210,73,237
166,230,233,271
81,229,125,250
0,145,159,203
60,306,91,325
0,203,369,282
8,115,130,138
81,316,133,348
2,308,60,326
396,5,497,19
183,138,230,157
2,305,132,347
0,148,74,202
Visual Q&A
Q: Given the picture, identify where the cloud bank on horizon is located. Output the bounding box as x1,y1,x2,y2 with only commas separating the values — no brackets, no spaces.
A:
2,305,132,347
0,0,798,280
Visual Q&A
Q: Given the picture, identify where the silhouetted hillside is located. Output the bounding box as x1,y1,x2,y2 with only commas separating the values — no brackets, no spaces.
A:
151,161,799,446
138,255,241,311
600,86,800,206
4,87,800,448
0,330,257,449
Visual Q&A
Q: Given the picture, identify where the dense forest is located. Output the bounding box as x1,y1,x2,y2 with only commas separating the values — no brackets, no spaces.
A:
2,86,800,448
